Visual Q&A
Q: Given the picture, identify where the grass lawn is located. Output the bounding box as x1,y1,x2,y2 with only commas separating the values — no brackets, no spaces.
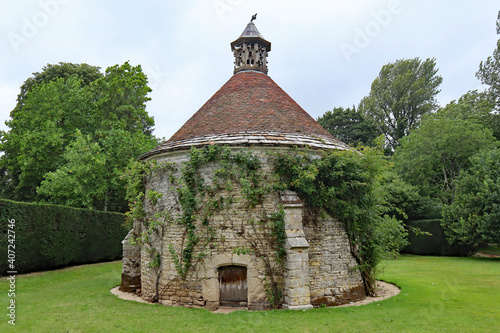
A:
1,255,499,332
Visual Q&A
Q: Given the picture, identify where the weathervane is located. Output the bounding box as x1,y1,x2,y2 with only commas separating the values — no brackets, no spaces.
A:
251,13,257,22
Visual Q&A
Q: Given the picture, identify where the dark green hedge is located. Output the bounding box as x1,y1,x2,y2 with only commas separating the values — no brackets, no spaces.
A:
0,199,128,274
402,219,474,256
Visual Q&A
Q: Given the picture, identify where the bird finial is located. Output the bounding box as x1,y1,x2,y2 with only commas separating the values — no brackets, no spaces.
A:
251,13,257,22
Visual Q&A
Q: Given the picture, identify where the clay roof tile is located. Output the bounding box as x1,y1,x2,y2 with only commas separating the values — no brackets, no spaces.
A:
168,71,335,142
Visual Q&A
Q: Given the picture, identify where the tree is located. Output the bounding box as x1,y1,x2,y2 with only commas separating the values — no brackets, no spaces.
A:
37,131,108,209
1,63,103,200
393,112,497,202
1,76,93,201
381,171,435,222
438,90,500,140
90,62,154,136
0,62,158,211
13,62,102,115
476,11,500,111
360,58,443,151
443,148,500,247
317,106,380,147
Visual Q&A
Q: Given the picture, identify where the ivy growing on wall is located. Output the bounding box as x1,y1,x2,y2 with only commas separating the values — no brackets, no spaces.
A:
273,144,407,295
124,144,286,304
124,142,407,303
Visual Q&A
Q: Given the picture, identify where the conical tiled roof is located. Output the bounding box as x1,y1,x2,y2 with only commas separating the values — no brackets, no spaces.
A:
141,71,348,158
169,71,333,141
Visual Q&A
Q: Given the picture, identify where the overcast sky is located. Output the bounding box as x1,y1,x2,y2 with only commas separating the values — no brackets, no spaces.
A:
1,0,498,140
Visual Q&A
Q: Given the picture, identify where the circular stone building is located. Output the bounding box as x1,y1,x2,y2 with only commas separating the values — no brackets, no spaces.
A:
120,19,366,310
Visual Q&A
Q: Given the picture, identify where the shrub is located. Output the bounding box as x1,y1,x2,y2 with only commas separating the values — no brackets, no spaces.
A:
402,219,473,256
442,148,500,247
0,199,128,274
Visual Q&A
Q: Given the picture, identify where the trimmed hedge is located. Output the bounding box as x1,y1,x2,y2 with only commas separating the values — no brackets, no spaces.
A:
402,219,474,256
0,199,128,274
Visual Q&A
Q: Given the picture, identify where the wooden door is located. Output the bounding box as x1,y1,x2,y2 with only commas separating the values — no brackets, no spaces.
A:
219,266,247,307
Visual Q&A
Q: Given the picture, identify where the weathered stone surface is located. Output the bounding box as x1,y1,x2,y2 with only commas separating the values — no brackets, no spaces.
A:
206,301,218,311
247,274,266,304
123,146,365,310
120,228,141,292
282,195,313,308
304,211,366,307
286,237,309,249
193,299,206,306
283,304,313,310
119,272,141,292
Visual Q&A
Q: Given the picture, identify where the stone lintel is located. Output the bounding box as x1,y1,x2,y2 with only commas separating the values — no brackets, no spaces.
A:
286,237,309,249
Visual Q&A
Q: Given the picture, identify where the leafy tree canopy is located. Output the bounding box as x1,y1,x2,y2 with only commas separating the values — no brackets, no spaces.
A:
0,62,158,211
381,171,438,222
393,111,497,202
14,62,102,112
476,11,500,111
1,76,93,200
438,90,499,140
359,57,443,151
36,130,108,209
317,106,380,147
443,148,500,247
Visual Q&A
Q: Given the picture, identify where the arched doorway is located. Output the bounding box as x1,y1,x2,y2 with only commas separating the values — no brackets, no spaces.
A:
219,265,248,307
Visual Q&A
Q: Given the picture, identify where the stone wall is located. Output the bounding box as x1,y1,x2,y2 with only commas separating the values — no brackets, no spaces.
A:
139,147,283,310
120,229,141,292
120,222,141,292
123,146,365,310
282,190,313,310
304,214,365,306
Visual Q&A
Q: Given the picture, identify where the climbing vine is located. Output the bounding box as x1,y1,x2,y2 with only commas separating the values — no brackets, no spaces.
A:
124,142,405,303
232,207,286,307
273,144,405,296
124,144,285,303
123,160,174,301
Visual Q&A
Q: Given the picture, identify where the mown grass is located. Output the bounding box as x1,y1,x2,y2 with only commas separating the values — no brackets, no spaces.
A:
1,255,499,332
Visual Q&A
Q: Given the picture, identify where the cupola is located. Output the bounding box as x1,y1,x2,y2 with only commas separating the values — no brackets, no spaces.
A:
230,14,271,74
